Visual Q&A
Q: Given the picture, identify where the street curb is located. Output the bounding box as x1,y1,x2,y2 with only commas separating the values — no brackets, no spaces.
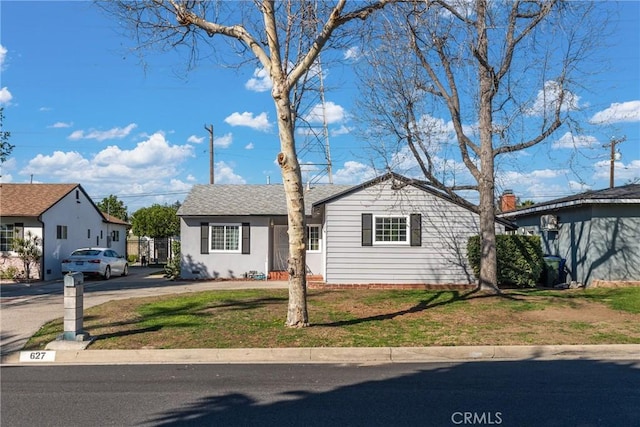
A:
2,344,638,366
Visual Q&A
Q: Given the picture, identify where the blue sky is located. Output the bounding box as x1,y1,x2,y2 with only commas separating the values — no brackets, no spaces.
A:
1,1,638,213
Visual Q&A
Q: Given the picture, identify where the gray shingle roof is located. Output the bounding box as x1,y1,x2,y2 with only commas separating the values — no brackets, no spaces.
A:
500,183,640,218
177,184,353,216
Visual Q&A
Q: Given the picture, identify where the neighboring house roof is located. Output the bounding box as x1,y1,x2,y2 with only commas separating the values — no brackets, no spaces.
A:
0,183,79,217
500,184,640,219
101,212,130,226
177,184,353,216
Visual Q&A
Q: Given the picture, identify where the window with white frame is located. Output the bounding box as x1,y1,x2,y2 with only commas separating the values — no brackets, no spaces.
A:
210,224,241,252
0,224,14,251
374,215,409,244
307,225,321,252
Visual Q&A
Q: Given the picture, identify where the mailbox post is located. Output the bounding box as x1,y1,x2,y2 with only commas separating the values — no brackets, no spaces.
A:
62,272,91,341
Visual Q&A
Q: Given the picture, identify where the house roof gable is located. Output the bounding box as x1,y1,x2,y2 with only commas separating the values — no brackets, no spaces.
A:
0,183,80,217
500,184,640,218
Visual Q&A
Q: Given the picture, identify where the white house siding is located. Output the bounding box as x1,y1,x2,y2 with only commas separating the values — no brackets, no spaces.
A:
41,190,115,280
323,182,500,285
180,216,271,280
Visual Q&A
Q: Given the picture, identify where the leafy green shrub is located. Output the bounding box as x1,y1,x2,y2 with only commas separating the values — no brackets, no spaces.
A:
468,234,544,287
164,240,181,280
0,266,20,280
127,254,137,264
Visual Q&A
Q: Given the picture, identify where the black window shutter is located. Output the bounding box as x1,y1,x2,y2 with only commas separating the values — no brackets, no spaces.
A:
410,213,422,246
241,223,250,254
200,223,209,254
362,213,372,246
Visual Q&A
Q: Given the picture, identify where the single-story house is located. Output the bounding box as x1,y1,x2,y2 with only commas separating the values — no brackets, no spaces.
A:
177,172,510,287
499,184,640,287
0,183,129,281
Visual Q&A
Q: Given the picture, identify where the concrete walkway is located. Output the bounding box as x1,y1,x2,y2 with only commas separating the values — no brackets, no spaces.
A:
2,269,639,365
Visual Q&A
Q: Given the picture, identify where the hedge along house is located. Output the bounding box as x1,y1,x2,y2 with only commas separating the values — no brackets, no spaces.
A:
498,184,640,287
177,172,511,287
0,183,129,281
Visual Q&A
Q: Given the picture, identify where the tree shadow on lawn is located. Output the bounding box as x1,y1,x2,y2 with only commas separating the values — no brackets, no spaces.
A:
315,288,524,328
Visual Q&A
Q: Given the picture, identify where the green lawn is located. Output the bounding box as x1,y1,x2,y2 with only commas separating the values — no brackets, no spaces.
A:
25,287,640,350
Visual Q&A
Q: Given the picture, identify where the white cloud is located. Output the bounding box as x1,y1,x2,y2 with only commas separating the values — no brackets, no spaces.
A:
245,67,272,93
68,123,138,141
93,132,193,167
552,132,599,149
526,80,581,116
245,142,254,150
224,112,271,132
344,46,361,61
0,87,13,105
593,159,640,182
332,161,377,184
187,135,204,143
331,125,353,136
215,133,233,148
304,101,347,124
214,161,246,184
49,121,73,129
590,101,640,124
0,44,7,69
39,107,52,112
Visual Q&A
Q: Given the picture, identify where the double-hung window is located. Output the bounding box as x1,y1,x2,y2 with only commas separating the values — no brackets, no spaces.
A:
307,225,321,252
0,224,14,251
362,213,421,247
210,224,241,252
374,215,409,244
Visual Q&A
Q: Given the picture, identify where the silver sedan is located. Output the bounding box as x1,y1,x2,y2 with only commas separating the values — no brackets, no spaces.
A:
61,248,128,280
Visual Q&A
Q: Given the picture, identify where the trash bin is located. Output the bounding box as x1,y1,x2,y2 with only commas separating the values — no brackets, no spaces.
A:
542,255,562,287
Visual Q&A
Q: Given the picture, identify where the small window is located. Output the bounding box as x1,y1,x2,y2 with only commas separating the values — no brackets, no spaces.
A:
0,224,14,251
112,230,120,242
307,225,321,252
57,225,68,240
88,229,91,239
210,224,241,252
374,215,408,244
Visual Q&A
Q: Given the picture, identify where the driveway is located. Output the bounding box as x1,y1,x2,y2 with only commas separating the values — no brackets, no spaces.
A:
0,267,287,356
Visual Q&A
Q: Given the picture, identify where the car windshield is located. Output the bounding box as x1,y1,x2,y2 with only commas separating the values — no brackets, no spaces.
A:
71,250,102,256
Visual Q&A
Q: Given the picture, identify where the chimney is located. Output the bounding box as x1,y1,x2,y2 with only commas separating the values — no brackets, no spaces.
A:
500,189,516,212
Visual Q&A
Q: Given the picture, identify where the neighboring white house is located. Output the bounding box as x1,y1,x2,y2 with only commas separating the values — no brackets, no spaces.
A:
0,183,129,281
177,173,511,287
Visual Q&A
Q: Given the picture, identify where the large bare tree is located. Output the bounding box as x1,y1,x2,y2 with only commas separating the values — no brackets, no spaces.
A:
103,0,393,326
356,0,596,291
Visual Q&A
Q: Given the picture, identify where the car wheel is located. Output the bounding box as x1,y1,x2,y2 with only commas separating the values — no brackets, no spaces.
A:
103,266,111,280
121,264,129,277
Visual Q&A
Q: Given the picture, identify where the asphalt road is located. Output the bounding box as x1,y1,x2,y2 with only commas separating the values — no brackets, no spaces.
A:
2,360,639,426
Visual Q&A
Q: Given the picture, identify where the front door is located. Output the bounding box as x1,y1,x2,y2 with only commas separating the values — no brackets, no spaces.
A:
273,225,288,271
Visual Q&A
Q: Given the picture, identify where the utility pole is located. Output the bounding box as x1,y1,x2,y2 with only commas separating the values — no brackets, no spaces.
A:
604,136,626,188
204,124,214,184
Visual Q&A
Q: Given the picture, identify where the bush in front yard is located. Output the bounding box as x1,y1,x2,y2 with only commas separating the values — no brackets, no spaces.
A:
468,234,544,287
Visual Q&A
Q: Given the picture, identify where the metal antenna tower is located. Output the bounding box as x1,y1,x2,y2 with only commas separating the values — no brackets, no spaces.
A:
294,2,333,185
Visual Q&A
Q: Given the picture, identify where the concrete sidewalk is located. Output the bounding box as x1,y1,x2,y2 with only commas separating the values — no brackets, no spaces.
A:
3,344,639,366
